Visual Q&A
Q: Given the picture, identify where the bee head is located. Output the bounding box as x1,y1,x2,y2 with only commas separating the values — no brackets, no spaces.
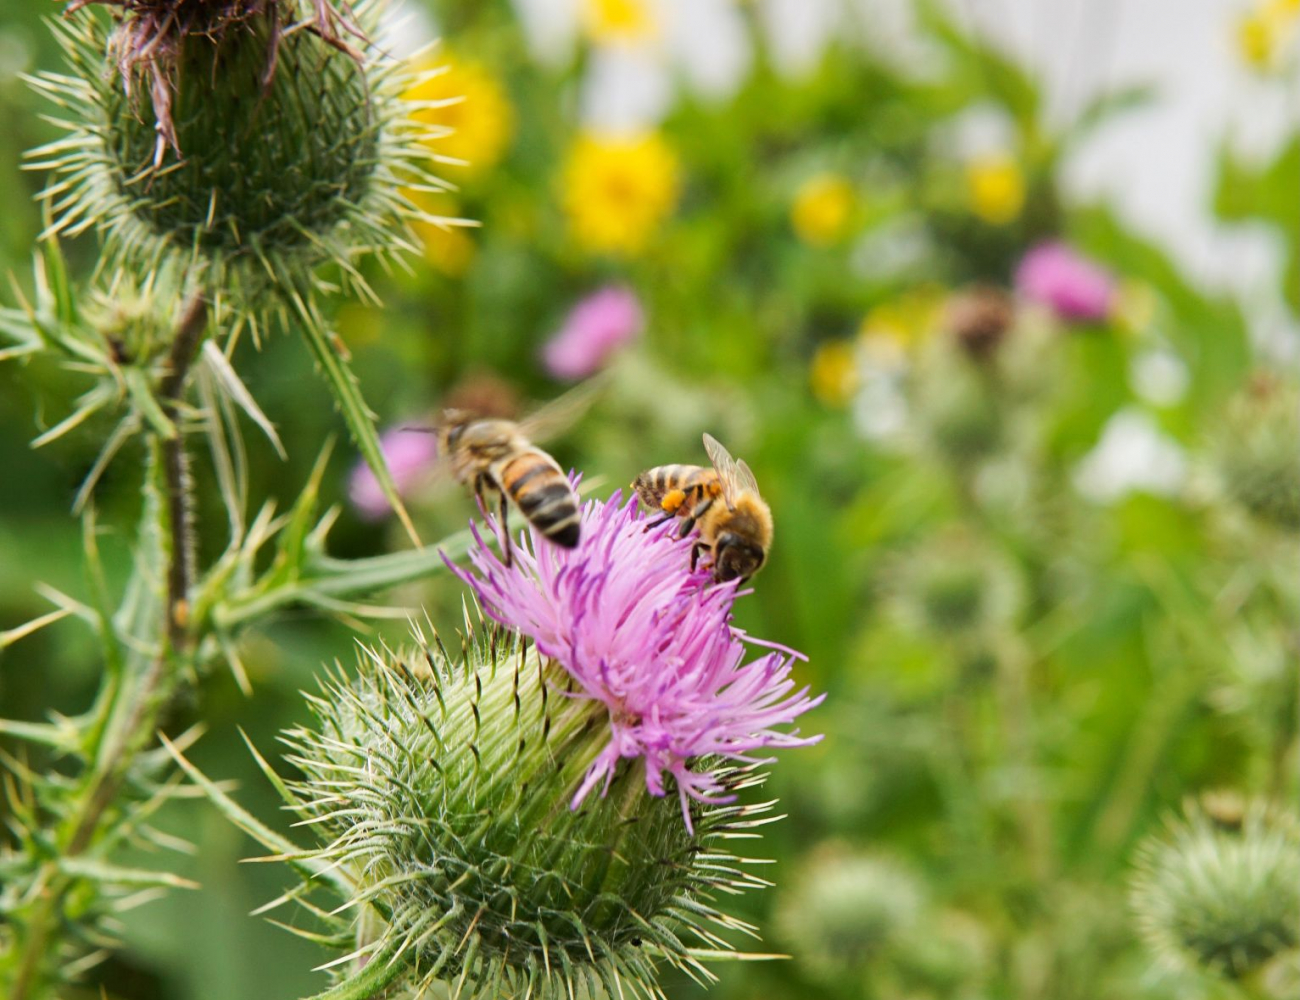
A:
437,409,475,451
713,532,766,584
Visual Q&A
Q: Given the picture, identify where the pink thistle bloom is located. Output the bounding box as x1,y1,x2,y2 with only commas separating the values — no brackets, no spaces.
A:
1015,241,1116,323
347,426,438,521
448,492,823,832
542,286,645,381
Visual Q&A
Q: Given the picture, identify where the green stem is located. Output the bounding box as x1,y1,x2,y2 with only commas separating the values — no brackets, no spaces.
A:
8,293,207,1000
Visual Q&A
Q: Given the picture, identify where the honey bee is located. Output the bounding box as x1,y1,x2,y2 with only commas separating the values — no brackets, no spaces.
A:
634,434,773,584
432,382,599,565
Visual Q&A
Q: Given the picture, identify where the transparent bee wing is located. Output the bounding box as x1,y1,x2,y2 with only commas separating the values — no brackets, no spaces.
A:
735,458,763,499
517,372,610,444
702,432,750,505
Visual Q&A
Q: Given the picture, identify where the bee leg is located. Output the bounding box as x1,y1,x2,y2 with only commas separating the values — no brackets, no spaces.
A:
689,541,710,572
497,490,513,567
679,497,713,538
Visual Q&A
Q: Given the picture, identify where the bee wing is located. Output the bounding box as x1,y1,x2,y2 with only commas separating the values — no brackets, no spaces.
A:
702,433,762,506
517,373,610,444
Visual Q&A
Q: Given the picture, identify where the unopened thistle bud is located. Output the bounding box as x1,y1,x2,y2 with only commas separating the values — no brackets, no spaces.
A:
915,347,1004,465
774,845,924,981
1209,375,1300,532
274,494,822,998
30,0,440,334
1129,799,1300,981
887,528,1021,641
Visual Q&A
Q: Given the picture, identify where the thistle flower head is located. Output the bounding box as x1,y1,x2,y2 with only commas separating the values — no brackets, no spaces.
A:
944,284,1015,358
542,285,645,381
1130,799,1300,981
450,492,823,832
278,619,783,1000
30,0,444,339
1015,241,1116,324
347,424,438,519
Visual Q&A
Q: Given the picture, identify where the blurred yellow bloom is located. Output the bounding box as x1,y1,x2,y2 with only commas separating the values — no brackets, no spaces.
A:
584,0,659,43
859,287,943,350
966,154,1025,225
810,340,860,406
406,54,514,175
562,132,680,256
791,173,856,247
1237,0,1299,69
1113,280,1158,336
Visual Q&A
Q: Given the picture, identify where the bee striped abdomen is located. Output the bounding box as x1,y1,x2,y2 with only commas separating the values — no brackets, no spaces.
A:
498,450,581,548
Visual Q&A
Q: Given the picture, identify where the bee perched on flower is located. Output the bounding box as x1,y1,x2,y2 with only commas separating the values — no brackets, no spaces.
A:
181,491,823,1000
450,492,822,828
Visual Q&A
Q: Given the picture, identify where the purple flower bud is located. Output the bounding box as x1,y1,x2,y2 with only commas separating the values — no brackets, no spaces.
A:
449,492,822,832
1015,241,1116,323
542,286,644,381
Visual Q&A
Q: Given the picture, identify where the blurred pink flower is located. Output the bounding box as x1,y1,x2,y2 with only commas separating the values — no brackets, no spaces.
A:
348,427,438,521
449,492,822,831
542,286,644,380
1015,241,1116,323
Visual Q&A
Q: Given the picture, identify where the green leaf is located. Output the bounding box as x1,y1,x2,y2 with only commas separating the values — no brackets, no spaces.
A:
123,368,177,440
57,857,199,890
299,940,407,1000
200,341,287,459
159,735,354,897
290,294,422,548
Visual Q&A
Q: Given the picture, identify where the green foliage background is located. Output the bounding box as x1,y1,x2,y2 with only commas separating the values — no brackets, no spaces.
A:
0,1,1296,998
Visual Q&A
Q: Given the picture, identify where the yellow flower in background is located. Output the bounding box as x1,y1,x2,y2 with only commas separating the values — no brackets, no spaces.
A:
859,287,944,351
1237,0,1299,69
584,0,659,43
406,54,514,175
791,173,856,247
810,340,860,407
562,132,680,256
966,153,1025,225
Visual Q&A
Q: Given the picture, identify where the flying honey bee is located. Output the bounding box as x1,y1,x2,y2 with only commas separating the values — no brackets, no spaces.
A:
634,433,773,584
428,381,602,565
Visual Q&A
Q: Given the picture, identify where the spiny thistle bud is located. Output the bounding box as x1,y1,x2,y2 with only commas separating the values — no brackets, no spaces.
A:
29,0,440,335
1129,799,1300,981
1209,375,1300,532
286,631,771,999
886,528,1022,641
773,845,924,981
264,494,822,998
914,345,1004,465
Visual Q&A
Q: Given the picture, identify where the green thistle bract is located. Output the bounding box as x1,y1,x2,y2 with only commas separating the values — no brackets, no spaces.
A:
278,620,776,1000
28,0,442,339
1129,800,1300,981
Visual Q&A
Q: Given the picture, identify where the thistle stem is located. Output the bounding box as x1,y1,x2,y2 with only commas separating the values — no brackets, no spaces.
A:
7,293,208,1000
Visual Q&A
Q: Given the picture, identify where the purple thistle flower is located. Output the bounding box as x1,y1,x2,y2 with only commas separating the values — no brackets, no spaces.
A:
1015,241,1116,323
448,492,822,832
348,426,438,521
542,286,645,381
